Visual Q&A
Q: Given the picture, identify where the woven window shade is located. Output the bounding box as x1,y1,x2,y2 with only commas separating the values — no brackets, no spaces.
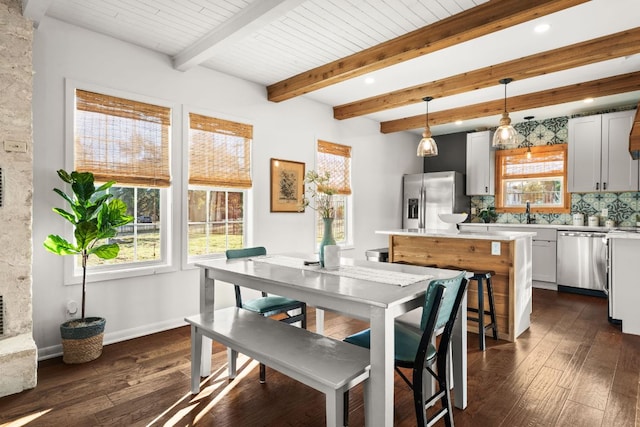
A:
500,145,566,178
317,140,352,195
189,113,252,189
75,89,171,187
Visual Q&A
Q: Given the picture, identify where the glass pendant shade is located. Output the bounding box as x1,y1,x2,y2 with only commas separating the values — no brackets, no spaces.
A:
417,96,438,157
492,78,517,148
492,112,517,147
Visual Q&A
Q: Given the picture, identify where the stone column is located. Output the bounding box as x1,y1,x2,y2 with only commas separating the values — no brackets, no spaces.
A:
0,0,37,398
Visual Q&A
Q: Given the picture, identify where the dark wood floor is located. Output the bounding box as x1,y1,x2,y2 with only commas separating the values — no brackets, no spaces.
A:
1,289,639,426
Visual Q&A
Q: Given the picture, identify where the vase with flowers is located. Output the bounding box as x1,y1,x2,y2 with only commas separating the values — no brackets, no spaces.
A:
300,170,336,267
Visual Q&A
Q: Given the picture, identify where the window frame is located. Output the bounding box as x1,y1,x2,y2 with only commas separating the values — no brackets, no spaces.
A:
314,139,353,249
495,144,570,214
63,79,178,285
181,106,255,268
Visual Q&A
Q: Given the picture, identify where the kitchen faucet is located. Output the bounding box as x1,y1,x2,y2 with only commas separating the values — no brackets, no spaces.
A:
525,201,535,224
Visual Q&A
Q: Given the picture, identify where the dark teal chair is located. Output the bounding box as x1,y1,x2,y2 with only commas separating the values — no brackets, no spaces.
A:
343,272,468,427
225,247,307,382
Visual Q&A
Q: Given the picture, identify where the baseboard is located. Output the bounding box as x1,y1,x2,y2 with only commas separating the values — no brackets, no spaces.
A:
37,317,189,361
532,280,557,291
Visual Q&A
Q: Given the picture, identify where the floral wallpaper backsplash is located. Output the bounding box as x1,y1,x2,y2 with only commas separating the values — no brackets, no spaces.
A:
469,109,640,227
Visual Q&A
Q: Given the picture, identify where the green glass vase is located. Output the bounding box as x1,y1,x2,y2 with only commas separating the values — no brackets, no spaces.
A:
319,217,336,268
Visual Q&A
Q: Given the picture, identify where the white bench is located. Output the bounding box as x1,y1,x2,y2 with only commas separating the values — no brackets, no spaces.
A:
185,307,370,427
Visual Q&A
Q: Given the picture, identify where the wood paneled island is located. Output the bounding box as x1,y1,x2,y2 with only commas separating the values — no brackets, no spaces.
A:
377,229,535,342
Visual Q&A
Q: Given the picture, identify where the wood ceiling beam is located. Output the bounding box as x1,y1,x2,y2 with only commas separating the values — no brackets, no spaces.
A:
173,0,304,71
266,0,588,102
335,27,640,120
380,72,640,134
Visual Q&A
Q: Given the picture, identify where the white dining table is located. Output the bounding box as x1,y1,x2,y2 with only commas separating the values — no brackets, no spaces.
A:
195,255,467,426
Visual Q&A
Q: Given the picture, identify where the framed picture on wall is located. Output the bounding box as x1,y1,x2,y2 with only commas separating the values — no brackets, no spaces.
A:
270,158,305,213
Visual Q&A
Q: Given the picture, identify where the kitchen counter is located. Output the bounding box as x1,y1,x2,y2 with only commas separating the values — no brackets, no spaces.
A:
377,228,532,342
376,228,536,241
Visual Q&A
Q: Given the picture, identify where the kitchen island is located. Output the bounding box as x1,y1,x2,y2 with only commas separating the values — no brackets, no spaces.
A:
377,228,535,342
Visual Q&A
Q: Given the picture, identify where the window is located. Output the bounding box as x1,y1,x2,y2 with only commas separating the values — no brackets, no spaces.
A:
495,144,570,213
73,88,171,271
187,112,252,259
316,140,352,245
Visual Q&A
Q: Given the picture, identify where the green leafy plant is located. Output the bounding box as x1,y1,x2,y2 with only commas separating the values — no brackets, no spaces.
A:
478,206,498,223
299,170,336,219
44,170,134,319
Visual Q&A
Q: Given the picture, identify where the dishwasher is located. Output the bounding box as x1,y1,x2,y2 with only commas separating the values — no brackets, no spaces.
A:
556,231,607,297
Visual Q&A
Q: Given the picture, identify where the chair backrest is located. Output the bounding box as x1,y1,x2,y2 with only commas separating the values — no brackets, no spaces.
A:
419,271,467,332
225,246,267,259
415,271,468,373
226,247,268,307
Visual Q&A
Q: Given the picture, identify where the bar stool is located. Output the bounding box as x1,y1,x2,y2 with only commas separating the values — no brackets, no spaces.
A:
441,266,498,351
468,270,498,351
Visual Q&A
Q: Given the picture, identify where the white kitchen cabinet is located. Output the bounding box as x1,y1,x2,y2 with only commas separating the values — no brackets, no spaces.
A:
466,130,495,195
568,110,637,193
496,226,557,283
608,236,640,336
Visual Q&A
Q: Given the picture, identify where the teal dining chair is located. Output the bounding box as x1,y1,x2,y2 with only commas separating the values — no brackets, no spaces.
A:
343,271,468,427
225,246,307,382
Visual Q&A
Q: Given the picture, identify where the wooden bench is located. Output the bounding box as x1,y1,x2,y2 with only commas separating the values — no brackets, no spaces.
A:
185,307,371,427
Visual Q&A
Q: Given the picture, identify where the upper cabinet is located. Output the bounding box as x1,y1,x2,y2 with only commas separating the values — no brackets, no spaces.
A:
568,110,637,193
466,130,495,195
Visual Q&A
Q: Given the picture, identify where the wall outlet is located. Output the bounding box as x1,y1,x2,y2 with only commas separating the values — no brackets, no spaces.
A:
601,208,608,217
471,207,477,215
491,241,501,256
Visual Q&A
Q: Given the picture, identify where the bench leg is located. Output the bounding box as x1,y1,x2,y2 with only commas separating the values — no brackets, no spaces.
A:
190,325,203,394
227,347,238,379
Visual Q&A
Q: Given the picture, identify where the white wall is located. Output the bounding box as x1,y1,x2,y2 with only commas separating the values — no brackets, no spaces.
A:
32,17,422,358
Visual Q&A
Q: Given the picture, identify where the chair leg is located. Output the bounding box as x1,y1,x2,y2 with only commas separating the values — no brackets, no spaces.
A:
440,367,454,427
476,278,486,351
301,303,308,329
343,390,349,426
486,276,499,340
259,363,266,384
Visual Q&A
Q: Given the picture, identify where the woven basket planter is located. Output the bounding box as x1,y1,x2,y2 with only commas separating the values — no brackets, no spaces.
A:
60,317,106,364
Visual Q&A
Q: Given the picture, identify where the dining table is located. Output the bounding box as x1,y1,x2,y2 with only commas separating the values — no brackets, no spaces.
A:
195,254,468,427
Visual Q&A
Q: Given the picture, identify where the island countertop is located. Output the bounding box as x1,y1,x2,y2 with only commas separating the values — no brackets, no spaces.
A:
376,228,536,241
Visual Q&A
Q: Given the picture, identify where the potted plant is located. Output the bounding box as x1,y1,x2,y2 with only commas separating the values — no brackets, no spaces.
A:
43,170,133,363
478,206,498,223
299,170,337,267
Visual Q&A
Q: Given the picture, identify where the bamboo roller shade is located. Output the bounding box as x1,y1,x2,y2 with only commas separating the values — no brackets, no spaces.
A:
75,89,171,187
189,113,252,189
499,144,567,177
317,140,352,195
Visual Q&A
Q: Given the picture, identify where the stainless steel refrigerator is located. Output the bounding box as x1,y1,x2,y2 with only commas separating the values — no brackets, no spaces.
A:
402,171,469,230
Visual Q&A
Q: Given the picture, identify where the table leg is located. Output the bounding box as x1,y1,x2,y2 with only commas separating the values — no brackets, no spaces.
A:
451,291,467,409
316,308,325,335
190,324,203,394
199,268,215,377
367,307,394,426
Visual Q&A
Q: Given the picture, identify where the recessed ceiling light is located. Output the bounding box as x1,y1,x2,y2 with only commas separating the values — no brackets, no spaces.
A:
364,77,375,84
455,120,463,125
534,23,551,33
584,97,594,103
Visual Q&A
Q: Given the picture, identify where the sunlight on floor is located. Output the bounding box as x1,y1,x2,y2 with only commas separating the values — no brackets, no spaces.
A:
145,354,259,426
2,409,52,427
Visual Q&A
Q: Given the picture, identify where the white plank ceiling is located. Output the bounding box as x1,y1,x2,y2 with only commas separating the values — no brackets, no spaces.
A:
26,0,640,136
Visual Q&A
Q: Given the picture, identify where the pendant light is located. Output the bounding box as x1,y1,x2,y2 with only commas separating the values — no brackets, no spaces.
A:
492,78,517,148
524,115,534,159
417,96,438,157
